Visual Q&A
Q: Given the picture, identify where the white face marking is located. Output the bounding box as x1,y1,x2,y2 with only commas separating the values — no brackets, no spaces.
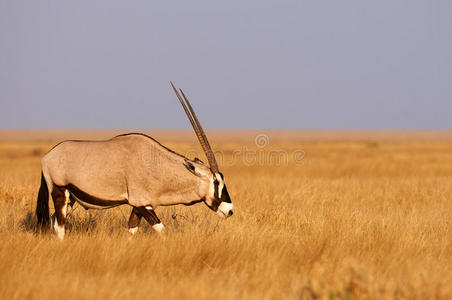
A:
128,227,138,235
217,201,234,218
145,206,153,211
215,173,225,198
209,177,215,199
152,223,164,233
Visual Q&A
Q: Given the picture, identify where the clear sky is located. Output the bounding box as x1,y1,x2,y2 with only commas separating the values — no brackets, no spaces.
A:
1,1,451,129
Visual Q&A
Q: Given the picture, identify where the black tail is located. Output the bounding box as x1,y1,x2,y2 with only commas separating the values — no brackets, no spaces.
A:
36,172,50,231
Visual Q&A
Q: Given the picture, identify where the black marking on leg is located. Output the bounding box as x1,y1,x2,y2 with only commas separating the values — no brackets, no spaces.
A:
136,206,160,226
128,207,142,229
51,185,67,227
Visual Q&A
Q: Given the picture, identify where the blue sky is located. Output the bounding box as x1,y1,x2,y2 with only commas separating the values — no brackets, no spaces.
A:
1,1,451,129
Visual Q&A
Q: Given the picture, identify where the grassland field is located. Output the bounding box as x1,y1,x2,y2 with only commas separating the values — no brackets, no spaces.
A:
1,130,451,299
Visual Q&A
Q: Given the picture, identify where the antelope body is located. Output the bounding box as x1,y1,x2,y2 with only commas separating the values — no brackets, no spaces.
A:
36,83,233,239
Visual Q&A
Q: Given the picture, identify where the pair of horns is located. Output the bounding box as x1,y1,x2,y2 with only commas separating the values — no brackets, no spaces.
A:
170,82,219,173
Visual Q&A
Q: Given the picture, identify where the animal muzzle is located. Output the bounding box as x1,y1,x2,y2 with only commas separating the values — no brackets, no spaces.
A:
216,202,234,218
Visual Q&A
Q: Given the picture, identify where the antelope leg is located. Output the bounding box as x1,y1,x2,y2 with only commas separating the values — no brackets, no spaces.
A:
51,186,70,240
136,206,164,233
128,207,142,235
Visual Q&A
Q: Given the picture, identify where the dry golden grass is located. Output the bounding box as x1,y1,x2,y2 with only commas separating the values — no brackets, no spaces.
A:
1,130,452,299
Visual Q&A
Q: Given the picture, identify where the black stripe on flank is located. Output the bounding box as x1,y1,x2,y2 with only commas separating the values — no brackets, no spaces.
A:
65,184,128,207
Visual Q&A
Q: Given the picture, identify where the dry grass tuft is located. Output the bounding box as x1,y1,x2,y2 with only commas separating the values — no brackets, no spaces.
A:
0,131,451,299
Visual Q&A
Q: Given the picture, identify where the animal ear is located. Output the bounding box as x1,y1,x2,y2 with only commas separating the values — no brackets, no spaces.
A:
194,157,204,165
184,159,198,176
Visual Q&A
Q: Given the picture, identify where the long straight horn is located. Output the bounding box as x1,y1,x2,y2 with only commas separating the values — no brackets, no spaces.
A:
179,88,219,173
170,82,219,173
170,82,204,148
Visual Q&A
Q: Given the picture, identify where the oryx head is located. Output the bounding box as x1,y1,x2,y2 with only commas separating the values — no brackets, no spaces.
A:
171,82,234,218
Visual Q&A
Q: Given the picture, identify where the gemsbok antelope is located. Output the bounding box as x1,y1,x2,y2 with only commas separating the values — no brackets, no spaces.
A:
36,82,233,239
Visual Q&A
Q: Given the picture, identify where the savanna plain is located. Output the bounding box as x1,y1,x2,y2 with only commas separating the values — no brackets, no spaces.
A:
0,130,451,300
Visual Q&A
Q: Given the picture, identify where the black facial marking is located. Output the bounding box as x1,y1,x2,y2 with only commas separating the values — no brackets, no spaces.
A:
184,159,196,172
220,185,232,203
204,173,232,212
210,180,222,211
